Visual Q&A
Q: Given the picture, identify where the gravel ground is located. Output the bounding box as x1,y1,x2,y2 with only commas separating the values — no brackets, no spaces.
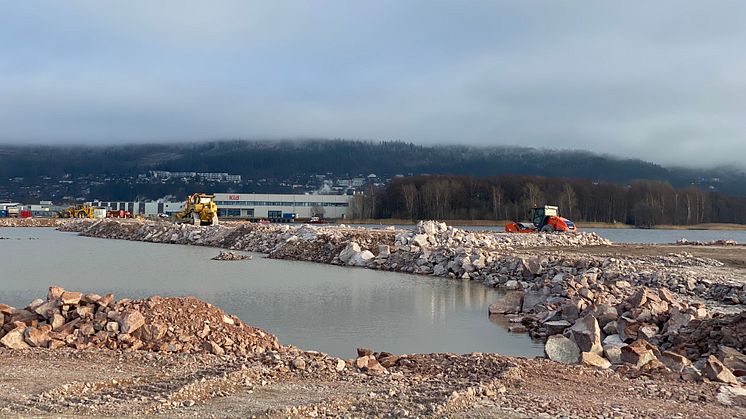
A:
1,348,743,418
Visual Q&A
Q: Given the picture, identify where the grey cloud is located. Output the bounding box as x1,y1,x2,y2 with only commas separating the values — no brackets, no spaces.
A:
1,1,746,168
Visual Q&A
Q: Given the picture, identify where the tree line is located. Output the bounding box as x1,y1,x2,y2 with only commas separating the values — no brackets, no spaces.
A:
350,175,746,227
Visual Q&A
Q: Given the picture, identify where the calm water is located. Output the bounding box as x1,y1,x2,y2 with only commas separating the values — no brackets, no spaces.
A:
355,223,746,244
0,228,543,358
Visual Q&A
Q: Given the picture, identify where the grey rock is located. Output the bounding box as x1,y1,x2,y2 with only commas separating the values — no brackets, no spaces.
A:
545,335,580,364
488,291,524,315
570,315,603,355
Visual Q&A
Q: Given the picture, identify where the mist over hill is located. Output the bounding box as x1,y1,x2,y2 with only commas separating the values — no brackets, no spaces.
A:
0,140,744,199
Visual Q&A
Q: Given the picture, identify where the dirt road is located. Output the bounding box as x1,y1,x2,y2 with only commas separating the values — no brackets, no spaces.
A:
1,348,742,418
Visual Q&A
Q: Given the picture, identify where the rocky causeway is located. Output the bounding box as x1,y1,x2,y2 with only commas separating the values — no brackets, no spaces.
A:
0,218,744,417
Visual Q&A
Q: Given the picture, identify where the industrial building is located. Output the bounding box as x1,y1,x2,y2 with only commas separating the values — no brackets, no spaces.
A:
91,193,353,220
213,193,352,220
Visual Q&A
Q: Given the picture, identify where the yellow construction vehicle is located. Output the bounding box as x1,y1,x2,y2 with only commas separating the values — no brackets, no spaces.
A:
174,193,219,226
59,205,96,219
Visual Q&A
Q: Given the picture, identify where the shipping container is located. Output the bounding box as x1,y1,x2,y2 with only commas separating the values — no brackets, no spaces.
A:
20,210,32,218
282,213,297,219
0,210,7,217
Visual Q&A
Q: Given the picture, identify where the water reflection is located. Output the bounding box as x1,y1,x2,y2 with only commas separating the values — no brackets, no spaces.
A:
0,228,544,357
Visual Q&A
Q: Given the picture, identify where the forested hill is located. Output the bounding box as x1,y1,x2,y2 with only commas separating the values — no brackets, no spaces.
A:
1,140,744,196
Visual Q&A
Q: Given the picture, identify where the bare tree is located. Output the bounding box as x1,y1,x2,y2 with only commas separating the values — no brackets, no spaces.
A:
560,184,577,219
491,185,504,220
402,183,417,220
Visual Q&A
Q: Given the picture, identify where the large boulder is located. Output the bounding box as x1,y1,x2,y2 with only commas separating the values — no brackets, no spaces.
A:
570,315,603,355
0,328,30,349
592,304,618,328
338,242,362,264
620,339,658,367
616,316,640,342
602,334,626,364
665,306,695,334
118,310,145,334
704,355,739,385
717,345,746,374
545,335,580,364
660,351,691,373
488,291,524,315
521,291,547,312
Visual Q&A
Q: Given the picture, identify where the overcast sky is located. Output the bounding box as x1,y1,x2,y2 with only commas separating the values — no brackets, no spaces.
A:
1,1,745,168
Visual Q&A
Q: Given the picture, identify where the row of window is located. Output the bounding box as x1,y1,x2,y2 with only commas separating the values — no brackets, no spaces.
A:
215,201,348,207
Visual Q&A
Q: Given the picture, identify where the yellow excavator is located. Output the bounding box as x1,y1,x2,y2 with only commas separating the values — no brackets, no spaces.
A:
59,205,96,219
174,193,219,226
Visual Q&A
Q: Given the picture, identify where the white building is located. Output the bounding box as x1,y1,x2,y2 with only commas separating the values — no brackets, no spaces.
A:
213,193,352,220
91,193,353,220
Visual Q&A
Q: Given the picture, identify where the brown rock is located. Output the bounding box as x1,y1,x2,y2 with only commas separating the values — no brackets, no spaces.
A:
704,355,739,385
355,355,386,374
660,351,691,372
0,328,30,349
97,293,115,307
580,351,611,369
366,359,387,375
33,300,59,319
118,310,145,334
718,345,746,374
79,322,95,336
56,318,81,334
75,305,94,319
202,340,225,355
637,324,659,341
47,286,65,300
48,339,65,349
355,355,371,369
378,355,400,368
356,347,373,357
81,293,102,304
658,288,676,304
488,291,524,315
0,303,14,315
51,313,66,330
666,307,695,334
140,323,167,342
621,339,658,367
23,327,50,348
60,291,82,305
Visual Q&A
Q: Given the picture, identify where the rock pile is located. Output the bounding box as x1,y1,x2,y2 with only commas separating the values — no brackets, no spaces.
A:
0,287,280,356
676,238,738,246
0,218,61,227
212,251,252,261
490,284,746,384
59,219,611,282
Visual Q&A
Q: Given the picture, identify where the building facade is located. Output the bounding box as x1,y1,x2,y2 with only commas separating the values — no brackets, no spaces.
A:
213,193,351,219
91,193,353,220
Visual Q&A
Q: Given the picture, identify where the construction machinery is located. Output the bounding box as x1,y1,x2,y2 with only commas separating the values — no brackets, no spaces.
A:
505,205,576,233
59,205,96,219
174,193,219,226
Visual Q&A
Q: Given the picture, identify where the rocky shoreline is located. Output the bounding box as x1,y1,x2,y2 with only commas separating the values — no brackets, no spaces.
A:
0,218,61,227
1,287,744,417
55,220,746,382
